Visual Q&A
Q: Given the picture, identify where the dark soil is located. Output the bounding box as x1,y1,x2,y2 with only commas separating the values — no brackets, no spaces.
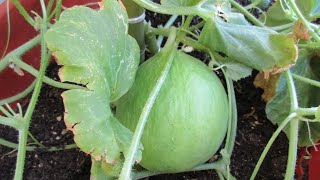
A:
0,65,289,180
1,1,289,179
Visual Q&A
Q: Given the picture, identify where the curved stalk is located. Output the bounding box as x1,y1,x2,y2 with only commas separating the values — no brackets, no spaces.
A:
228,0,264,27
283,70,299,180
0,36,40,72
250,113,297,180
119,28,177,180
0,81,35,106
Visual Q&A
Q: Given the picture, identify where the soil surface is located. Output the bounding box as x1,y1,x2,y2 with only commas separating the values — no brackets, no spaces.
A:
1,0,290,179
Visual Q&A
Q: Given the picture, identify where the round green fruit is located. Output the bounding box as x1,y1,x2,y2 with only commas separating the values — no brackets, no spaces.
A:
116,50,228,172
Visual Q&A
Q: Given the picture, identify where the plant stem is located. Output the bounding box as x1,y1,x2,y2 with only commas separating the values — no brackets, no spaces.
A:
223,77,238,156
228,0,264,27
296,107,318,116
244,0,262,10
287,0,320,41
0,106,13,117
0,81,35,106
0,138,77,152
132,160,227,180
285,117,299,180
188,20,205,32
12,59,87,90
144,23,160,54
28,132,45,148
269,22,295,31
0,36,41,72
0,116,22,129
14,2,48,179
285,70,298,110
283,70,299,180
46,0,55,16
11,0,36,27
250,113,297,180
131,0,209,19
292,73,320,88
55,0,62,21
157,15,179,46
119,28,177,180
122,0,146,61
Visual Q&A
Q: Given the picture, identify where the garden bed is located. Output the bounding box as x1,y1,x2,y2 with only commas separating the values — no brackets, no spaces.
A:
0,62,288,179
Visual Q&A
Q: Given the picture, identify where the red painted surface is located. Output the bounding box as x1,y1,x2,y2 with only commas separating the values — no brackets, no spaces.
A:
309,144,320,180
297,142,320,180
0,0,98,108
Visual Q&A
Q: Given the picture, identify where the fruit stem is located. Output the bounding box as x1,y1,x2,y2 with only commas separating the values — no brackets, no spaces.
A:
119,27,178,180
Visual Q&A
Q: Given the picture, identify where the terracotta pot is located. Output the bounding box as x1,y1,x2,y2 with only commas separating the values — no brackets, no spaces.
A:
0,0,98,108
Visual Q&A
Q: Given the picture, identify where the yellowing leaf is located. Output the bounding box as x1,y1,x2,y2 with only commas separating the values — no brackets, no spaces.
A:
254,72,281,102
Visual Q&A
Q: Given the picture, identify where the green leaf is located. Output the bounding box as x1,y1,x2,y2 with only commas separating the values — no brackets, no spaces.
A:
223,63,252,81
316,106,320,120
262,0,320,26
45,0,141,164
296,0,319,20
310,1,320,18
266,50,320,146
259,1,291,27
199,18,297,71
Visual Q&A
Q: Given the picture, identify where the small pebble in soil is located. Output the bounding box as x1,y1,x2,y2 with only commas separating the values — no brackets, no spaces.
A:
61,129,68,135
56,116,62,121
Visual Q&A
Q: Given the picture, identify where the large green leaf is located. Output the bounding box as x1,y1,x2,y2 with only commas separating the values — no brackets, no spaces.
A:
262,0,320,26
45,0,141,164
199,18,297,71
266,50,320,146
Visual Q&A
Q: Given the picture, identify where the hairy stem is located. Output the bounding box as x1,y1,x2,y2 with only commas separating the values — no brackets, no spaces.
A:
284,70,299,180
0,116,22,129
296,107,318,116
14,2,48,179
